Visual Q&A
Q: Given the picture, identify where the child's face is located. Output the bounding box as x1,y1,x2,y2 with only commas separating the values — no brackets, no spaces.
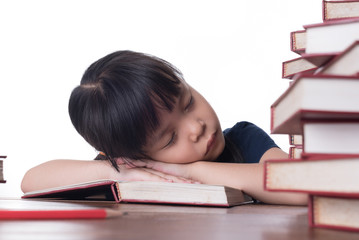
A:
144,82,225,163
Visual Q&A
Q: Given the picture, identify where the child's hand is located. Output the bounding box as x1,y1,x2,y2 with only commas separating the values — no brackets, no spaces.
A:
115,158,200,183
115,158,137,168
113,161,196,184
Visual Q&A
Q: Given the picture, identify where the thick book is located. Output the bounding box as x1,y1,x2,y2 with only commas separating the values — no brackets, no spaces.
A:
290,30,306,54
270,74,359,134
304,18,359,54
289,146,302,159
289,134,303,146
0,156,6,183
302,120,359,156
282,54,335,79
309,195,359,232
22,179,253,207
323,0,359,21
316,40,359,76
264,155,359,196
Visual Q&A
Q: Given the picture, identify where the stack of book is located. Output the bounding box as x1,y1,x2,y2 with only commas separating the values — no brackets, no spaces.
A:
0,155,6,183
265,0,359,232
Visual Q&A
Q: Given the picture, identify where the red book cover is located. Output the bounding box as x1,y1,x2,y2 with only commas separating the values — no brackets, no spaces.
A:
22,180,120,201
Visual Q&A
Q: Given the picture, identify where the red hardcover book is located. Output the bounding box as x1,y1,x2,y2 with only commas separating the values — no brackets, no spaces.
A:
309,195,359,232
316,40,359,76
301,120,359,156
270,74,359,134
290,30,306,54
323,0,359,21
289,146,302,159
264,155,359,197
289,134,303,146
303,17,359,54
282,53,336,79
22,179,252,207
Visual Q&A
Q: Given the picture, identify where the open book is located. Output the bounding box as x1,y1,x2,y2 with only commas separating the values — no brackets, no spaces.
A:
22,180,253,207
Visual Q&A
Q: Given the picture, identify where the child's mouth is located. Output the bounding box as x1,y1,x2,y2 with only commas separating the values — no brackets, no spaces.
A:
205,131,217,156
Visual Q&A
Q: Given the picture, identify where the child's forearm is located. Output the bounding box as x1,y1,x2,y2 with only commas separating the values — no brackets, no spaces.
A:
188,161,307,205
21,159,194,194
21,160,117,193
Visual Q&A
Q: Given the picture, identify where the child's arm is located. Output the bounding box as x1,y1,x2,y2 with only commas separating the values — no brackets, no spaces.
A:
21,159,192,193
125,148,308,205
189,148,307,205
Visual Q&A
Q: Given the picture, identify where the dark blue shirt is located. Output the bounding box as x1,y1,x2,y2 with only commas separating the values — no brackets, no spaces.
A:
221,121,279,163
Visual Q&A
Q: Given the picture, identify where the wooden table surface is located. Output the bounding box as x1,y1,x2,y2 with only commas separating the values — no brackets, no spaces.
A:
0,198,358,240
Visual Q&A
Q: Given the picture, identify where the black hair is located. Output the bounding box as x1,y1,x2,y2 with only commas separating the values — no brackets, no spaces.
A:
68,50,182,170
69,50,244,170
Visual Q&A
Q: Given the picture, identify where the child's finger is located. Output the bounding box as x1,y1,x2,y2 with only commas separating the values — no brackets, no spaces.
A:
125,159,150,168
143,168,195,184
115,158,138,169
131,169,175,183
115,158,125,164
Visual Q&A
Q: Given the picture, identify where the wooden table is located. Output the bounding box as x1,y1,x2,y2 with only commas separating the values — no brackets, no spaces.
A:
0,198,358,240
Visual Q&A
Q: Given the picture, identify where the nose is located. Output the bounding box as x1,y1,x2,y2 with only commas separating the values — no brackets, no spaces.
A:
188,119,205,142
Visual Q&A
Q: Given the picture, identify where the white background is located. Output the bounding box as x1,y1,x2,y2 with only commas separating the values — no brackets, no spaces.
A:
0,0,322,197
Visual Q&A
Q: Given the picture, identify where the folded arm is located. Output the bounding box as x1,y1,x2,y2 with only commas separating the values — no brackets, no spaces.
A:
21,159,193,193
21,148,307,205
128,148,308,205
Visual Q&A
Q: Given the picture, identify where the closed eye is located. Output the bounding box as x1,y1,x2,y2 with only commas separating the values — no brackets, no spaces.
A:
185,94,194,111
163,132,176,149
